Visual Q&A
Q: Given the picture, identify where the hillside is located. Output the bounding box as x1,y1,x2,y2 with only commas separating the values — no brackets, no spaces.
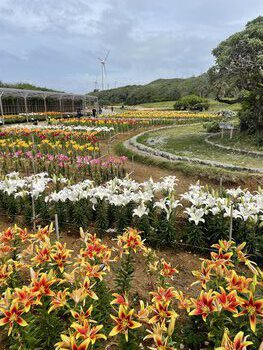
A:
91,73,219,105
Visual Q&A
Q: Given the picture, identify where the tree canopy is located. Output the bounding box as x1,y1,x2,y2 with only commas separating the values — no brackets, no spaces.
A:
212,16,263,141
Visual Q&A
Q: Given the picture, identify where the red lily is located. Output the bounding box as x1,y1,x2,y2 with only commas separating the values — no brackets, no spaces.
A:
235,293,263,332
0,303,28,335
215,288,240,313
189,290,217,321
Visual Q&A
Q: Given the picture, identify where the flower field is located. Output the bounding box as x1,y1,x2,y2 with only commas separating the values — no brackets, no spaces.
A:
50,117,174,132
0,174,261,254
0,127,127,181
109,110,217,120
0,115,262,350
0,225,261,349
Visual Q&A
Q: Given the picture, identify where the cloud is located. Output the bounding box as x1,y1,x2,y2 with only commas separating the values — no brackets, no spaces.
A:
0,0,262,92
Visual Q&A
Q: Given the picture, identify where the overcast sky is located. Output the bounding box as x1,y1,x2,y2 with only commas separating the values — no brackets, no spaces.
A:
0,0,262,93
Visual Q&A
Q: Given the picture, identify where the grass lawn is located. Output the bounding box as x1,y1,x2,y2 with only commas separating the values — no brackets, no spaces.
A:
207,99,241,112
212,132,262,152
138,124,262,169
128,99,241,112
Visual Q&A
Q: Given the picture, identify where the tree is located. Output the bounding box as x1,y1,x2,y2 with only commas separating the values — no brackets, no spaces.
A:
174,94,209,111
211,16,263,142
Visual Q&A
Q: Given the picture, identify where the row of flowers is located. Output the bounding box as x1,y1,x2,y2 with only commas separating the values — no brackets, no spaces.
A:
50,117,175,132
0,173,261,251
0,126,100,159
0,112,69,124
109,110,217,119
0,153,127,182
0,225,261,349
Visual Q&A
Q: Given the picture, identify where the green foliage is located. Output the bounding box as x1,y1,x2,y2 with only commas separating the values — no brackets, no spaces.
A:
92,74,216,105
203,121,220,133
174,95,209,111
115,253,135,294
8,303,64,350
212,16,263,140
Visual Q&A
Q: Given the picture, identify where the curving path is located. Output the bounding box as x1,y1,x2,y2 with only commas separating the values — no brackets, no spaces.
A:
123,125,263,174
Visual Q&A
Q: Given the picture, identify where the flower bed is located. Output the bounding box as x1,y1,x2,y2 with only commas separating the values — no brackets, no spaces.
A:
0,173,261,252
110,110,217,120
0,225,261,349
50,117,174,132
0,127,127,181
0,112,68,124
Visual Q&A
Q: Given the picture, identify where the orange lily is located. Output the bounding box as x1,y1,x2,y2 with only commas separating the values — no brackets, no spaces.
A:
144,321,173,350
31,243,51,266
48,289,69,313
0,228,15,244
109,305,141,341
0,303,28,335
174,290,192,312
150,287,177,304
192,260,212,289
149,302,178,324
13,286,39,312
189,290,217,321
111,293,129,307
212,240,235,252
226,271,252,294
215,287,240,313
51,242,73,273
71,320,106,344
70,305,93,323
0,264,13,286
31,271,56,299
55,333,90,350
216,329,253,350
235,293,263,332
82,277,98,300
160,259,178,279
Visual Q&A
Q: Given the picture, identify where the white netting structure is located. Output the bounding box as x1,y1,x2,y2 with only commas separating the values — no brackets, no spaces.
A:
0,87,98,115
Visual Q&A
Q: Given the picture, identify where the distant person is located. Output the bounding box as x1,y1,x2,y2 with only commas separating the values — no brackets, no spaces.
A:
98,106,102,114
92,108,97,118
121,105,125,109
76,107,82,118
111,106,114,112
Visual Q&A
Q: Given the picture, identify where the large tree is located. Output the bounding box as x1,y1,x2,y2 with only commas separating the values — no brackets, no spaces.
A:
211,16,263,141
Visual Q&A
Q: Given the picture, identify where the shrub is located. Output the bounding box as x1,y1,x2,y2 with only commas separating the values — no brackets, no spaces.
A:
174,95,209,111
203,121,220,133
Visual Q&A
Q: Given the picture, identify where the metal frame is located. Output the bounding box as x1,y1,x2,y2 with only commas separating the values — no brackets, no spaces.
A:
0,87,98,119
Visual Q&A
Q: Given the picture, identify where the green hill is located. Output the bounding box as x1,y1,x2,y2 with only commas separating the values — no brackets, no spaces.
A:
91,73,220,105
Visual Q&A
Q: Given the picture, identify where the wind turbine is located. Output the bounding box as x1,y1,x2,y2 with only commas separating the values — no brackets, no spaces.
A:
98,51,110,91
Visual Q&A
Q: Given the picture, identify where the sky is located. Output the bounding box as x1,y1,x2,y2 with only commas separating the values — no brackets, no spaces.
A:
0,0,262,93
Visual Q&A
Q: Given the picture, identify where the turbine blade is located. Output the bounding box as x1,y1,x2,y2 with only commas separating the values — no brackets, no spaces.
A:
104,50,110,62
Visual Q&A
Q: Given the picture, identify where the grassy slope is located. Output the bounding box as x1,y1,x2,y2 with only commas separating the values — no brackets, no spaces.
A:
138,124,261,169
212,133,263,152
130,99,241,112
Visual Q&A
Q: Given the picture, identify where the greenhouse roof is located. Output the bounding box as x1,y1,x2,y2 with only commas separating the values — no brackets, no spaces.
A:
0,87,97,101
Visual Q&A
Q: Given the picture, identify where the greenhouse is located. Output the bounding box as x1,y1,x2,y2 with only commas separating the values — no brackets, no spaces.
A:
0,87,98,115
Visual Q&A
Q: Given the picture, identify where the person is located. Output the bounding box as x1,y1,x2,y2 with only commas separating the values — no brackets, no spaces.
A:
92,108,97,118
111,106,114,112
98,106,102,114
76,107,82,118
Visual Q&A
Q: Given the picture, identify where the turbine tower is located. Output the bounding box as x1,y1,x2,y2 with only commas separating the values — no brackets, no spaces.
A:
98,51,110,91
